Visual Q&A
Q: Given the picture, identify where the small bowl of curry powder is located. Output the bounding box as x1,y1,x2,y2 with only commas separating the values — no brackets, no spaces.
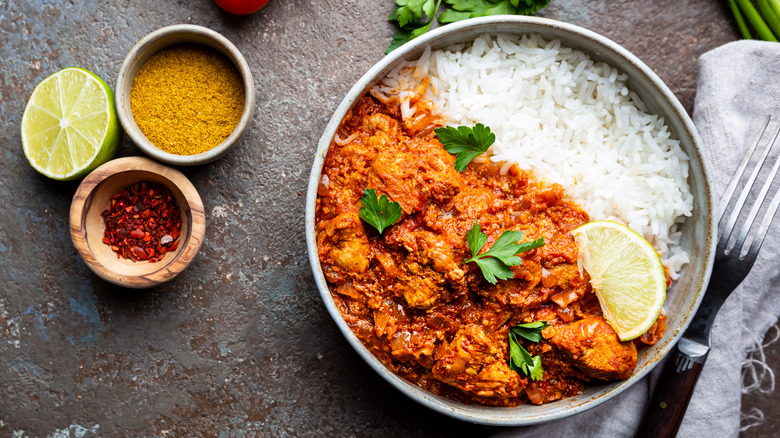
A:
116,25,255,165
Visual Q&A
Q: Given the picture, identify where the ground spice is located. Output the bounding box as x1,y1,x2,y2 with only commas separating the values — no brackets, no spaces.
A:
130,44,245,155
101,181,182,262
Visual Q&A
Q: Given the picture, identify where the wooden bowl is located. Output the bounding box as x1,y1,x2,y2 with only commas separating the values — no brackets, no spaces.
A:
115,24,255,165
70,156,205,288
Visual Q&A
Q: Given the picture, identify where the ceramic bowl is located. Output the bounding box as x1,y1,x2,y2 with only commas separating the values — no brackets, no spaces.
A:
115,24,255,165
70,156,205,288
305,16,717,425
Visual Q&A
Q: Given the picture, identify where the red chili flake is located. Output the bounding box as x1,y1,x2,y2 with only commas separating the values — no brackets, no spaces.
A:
100,181,183,263
131,246,148,260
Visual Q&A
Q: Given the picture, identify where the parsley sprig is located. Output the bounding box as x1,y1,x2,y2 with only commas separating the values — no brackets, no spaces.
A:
508,321,550,380
386,0,444,53
359,189,403,234
464,221,545,284
440,0,550,23
386,0,551,53
434,124,495,172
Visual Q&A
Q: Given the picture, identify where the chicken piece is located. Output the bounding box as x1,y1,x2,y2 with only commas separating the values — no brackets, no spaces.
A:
388,328,438,365
636,314,667,346
385,225,465,285
546,316,637,380
317,211,370,274
452,186,494,217
367,142,461,215
477,260,543,307
432,324,524,399
383,222,466,309
394,263,446,309
477,279,535,308
363,112,398,135
541,263,583,289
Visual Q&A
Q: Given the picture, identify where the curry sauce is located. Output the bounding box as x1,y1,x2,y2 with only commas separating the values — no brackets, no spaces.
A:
315,95,658,406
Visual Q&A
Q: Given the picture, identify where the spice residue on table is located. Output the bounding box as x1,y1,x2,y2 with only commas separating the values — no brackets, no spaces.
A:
130,44,245,155
101,181,182,262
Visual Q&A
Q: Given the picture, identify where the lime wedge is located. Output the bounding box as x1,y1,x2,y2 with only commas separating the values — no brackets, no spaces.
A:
570,221,667,341
21,67,121,180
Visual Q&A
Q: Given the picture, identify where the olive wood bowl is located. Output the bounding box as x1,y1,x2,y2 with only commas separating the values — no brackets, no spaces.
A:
115,24,255,165
70,156,205,288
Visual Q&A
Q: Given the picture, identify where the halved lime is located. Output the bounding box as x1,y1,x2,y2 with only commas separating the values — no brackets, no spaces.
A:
570,221,667,341
21,67,121,181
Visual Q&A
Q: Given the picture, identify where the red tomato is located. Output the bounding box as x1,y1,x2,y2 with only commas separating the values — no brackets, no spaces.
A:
214,0,269,15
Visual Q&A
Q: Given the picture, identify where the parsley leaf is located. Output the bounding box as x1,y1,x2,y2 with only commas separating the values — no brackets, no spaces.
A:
386,0,443,54
386,0,550,52
359,189,403,234
510,321,550,343
434,124,495,172
440,0,550,23
514,0,551,14
463,221,545,284
389,0,434,27
386,29,415,54
508,322,548,380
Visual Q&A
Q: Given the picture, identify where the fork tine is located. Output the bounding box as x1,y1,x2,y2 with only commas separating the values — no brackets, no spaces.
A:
746,166,780,262
719,118,779,250
734,126,780,258
718,115,771,222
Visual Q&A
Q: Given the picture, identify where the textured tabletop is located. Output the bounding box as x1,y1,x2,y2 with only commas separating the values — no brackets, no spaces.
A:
0,1,776,436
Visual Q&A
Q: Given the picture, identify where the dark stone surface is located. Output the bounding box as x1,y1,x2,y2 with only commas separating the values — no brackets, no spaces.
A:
0,0,776,436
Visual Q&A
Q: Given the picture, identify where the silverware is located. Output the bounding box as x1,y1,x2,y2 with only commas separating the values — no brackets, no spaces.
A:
636,116,780,437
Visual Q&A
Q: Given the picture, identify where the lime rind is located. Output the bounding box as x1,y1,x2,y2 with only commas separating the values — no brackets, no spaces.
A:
571,220,667,341
21,67,121,181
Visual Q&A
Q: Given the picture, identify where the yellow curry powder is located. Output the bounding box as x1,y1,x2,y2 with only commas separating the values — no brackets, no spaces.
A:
130,44,245,155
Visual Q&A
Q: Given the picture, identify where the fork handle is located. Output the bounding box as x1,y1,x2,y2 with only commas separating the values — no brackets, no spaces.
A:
635,341,709,438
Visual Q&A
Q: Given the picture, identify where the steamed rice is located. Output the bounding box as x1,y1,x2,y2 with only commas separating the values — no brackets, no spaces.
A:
371,33,693,278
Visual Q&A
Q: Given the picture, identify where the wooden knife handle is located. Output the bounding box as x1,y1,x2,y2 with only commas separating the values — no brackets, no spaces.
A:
635,343,709,438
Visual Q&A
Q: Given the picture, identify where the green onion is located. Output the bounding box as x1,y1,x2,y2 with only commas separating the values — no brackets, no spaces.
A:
757,0,780,37
729,0,753,39
770,0,780,20
736,0,778,41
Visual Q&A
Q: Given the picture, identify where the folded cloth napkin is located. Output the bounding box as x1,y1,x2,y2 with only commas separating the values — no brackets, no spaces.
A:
493,40,780,437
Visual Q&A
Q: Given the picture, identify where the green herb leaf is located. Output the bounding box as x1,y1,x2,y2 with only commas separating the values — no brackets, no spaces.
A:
386,0,443,53
513,0,550,14
359,189,403,234
388,0,550,48
386,28,416,53
510,321,550,343
465,220,488,259
481,2,516,16
474,255,514,285
389,0,432,26
438,9,472,23
464,221,545,284
439,0,550,23
434,124,495,172
527,355,544,380
508,331,545,380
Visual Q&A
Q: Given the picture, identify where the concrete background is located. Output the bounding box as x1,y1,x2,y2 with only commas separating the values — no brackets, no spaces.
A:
0,0,776,436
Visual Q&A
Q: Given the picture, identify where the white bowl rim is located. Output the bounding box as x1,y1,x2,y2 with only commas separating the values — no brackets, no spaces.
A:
115,24,256,166
305,15,716,425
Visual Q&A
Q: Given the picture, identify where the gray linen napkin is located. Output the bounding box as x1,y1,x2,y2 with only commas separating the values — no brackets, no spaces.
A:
493,40,780,437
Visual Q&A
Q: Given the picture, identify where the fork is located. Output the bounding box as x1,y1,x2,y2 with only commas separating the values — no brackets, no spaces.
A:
636,116,780,438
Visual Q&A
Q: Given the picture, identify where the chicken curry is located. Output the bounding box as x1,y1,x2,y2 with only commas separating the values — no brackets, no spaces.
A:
315,94,664,406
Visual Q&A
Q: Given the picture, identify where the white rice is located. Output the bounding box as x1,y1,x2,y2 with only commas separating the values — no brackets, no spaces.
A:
373,33,693,278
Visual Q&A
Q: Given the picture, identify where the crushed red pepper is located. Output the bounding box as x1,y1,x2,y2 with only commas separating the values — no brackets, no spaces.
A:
101,181,182,262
